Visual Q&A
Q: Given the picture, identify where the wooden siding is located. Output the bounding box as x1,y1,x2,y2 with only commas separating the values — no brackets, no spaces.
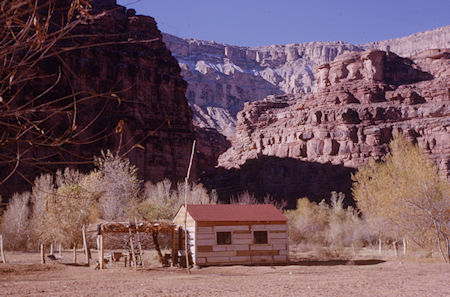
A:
193,223,288,266
173,206,196,228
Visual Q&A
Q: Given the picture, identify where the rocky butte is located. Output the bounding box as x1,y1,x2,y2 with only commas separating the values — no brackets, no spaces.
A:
202,49,449,206
0,0,195,197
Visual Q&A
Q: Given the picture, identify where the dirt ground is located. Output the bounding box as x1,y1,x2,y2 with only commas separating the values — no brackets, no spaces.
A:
1,250,449,297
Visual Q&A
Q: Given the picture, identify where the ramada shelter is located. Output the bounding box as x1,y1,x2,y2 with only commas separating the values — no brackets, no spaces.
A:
173,204,289,266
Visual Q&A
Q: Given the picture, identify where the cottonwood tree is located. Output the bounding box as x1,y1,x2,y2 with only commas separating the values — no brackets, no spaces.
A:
352,134,450,262
135,179,211,220
0,192,31,250
95,151,141,221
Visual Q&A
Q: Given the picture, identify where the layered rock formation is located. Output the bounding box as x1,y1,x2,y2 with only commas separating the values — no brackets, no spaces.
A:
362,25,450,57
0,0,195,197
163,26,449,137
203,49,449,204
163,34,361,136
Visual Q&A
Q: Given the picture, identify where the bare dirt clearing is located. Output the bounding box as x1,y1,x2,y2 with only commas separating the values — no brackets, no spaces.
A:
1,251,449,297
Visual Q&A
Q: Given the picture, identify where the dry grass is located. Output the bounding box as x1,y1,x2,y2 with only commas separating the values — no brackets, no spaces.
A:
0,248,449,297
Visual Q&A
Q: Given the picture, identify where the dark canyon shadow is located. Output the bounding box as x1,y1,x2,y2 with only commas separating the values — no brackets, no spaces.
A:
200,155,357,208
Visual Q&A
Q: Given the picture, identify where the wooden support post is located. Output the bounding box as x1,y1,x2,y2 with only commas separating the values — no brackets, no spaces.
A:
128,227,137,269
171,228,177,266
40,243,46,264
378,238,382,255
82,225,89,266
0,235,6,264
393,241,398,257
50,242,54,255
183,140,196,274
134,218,144,268
73,243,77,264
58,243,62,257
99,226,104,269
152,231,165,266
403,237,407,255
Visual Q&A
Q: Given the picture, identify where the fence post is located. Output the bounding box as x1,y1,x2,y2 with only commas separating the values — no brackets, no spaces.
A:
0,235,6,263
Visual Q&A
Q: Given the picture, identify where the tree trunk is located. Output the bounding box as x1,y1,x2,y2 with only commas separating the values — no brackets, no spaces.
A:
393,241,398,257
152,231,165,266
433,220,448,263
50,242,54,255
73,243,77,264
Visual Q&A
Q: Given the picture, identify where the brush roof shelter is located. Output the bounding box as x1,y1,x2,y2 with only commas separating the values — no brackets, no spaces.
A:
173,204,289,266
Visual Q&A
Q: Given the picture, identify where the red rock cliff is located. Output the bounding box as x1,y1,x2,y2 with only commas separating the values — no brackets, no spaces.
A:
204,49,449,205
0,1,195,196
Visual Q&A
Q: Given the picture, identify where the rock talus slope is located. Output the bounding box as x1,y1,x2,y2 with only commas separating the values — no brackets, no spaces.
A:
0,0,195,196
205,49,449,204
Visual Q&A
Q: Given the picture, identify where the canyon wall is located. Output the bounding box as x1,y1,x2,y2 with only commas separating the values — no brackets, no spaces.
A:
164,26,450,137
0,1,195,197
163,34,361,136
203,49,449,205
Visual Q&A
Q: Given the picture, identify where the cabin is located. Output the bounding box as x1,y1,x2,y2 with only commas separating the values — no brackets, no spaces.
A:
172,204,289,266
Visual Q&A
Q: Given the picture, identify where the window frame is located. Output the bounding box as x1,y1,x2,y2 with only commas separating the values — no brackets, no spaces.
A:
253,230,268,244
216,231,232,245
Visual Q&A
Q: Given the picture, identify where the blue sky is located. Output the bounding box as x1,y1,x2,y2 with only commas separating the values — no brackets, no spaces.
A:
117,0,449,46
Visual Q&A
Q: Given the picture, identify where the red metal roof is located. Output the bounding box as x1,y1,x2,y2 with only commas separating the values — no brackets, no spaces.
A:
185,204,287,222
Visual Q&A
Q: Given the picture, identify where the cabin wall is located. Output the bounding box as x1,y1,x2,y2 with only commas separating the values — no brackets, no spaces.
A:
194,222,288,266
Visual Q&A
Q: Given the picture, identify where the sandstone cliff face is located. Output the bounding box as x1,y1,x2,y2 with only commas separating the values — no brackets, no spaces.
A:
163,34,360,136
163,26,449,136
362,25,450,57
0,1,195,196
205,49,449,204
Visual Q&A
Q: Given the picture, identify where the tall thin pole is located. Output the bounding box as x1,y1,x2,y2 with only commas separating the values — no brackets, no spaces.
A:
82,225,89,266
0,235,6,263
184,140,196,274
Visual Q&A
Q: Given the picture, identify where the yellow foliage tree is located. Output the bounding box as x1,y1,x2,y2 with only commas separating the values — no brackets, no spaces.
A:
352,134,449,262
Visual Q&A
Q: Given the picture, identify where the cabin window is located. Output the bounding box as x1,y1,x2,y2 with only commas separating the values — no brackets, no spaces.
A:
253,231,268,244
217,232,232,245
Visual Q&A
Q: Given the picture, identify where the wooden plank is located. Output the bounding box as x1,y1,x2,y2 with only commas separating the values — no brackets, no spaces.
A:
233,230,251,234
197,251,236,257
229,256,251,262
197,245,213,252
273,255,288,262
251,255,272,262
197,221,286,227
279,249,288,256
250,244,273,251
213,225,249,232
236,250,279,256
197,239,216,246
197,226,213,233
264,224,287,231
269,232,288,239
270,238,288,244
196,233,215,240
207,256,230,263
233,233,252,239
196,257,207,264
270,230,287,233
273,243,287,250
224,244,249,251
232,238,252,245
